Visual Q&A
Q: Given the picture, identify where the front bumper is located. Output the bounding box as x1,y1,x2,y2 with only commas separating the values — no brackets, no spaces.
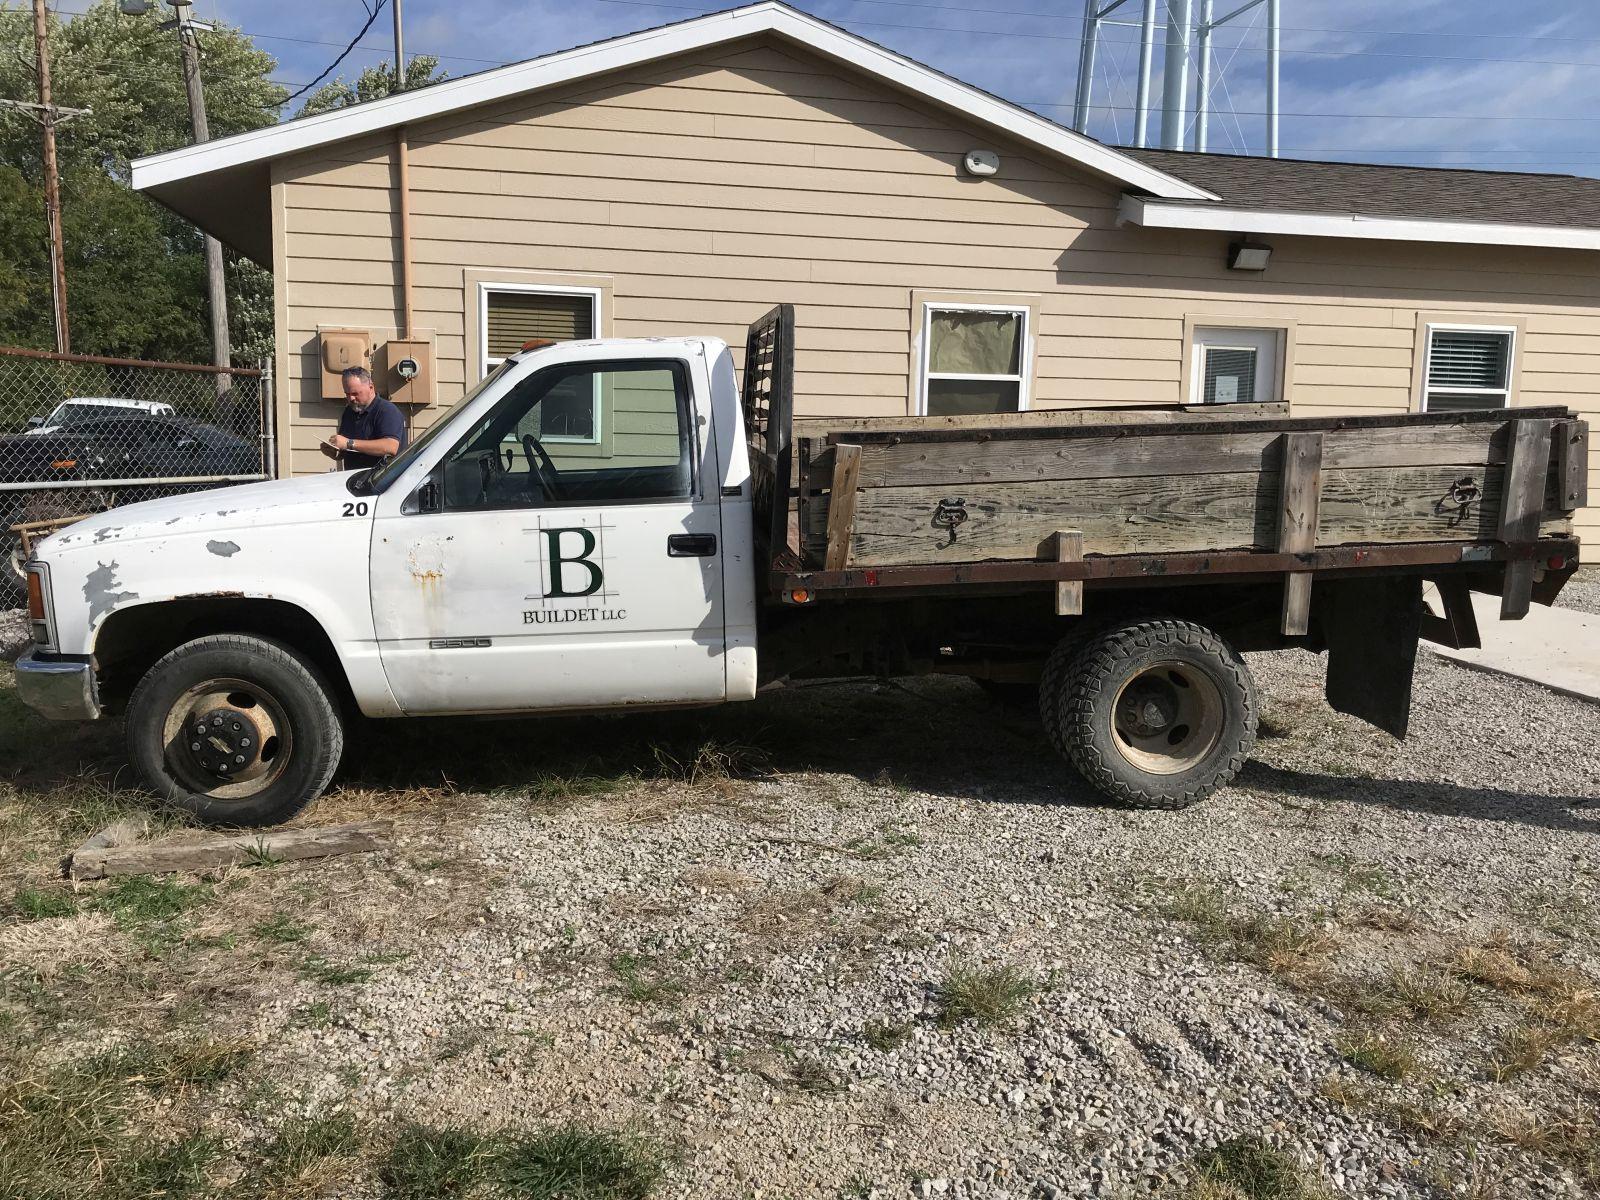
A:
14,650,101,720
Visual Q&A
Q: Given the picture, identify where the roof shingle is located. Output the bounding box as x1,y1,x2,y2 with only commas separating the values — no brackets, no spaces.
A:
1123,148,1600,229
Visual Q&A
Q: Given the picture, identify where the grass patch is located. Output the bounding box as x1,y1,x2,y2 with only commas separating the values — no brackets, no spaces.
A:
1178,1136,1330,1200
609,954,686,1006
255,913,313,943
862,1019,913,1052
381,1124,499,1199
247,1112,362,1196
1364,966,1475,1023
935,962,1038,1030
498,1125,666,1200
7,886,77,920
0,1037,249,1200
1337,1031,1421,1081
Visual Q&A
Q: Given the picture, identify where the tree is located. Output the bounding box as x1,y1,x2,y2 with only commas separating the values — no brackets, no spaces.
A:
296,55,445,118
0,0,283,361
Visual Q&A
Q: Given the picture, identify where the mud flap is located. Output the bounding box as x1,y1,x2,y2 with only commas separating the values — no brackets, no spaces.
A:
1320,575,1423,739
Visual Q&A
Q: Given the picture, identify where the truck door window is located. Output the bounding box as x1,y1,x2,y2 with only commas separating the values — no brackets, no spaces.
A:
438,359,693,511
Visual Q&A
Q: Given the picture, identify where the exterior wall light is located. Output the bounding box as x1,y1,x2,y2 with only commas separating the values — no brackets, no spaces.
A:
962,150,1000,177
1229,241,1272,271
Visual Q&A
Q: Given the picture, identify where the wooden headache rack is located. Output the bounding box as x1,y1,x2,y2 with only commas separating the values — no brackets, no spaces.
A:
777,404,1587,626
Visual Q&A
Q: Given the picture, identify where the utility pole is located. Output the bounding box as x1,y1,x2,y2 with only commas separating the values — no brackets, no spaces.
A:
392,0,405,90
31,0,69,353
169,0,231,390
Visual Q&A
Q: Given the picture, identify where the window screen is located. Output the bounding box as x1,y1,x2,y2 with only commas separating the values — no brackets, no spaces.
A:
1424,328,1513,412
484,290,599,441
1202,346,1258,404
923,307,1026,416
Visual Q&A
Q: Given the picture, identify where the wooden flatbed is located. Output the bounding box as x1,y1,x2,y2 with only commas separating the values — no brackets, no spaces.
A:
742,305,1587,632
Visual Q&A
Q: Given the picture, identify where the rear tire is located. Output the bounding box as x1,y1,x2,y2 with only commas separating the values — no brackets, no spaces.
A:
126,634,344,827
1042,618,1256,810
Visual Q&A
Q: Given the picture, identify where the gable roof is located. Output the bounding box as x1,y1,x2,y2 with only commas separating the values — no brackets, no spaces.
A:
1121,148,1600,252
129,0,1213,262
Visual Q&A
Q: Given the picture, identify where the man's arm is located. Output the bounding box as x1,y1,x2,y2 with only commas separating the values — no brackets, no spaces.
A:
329,433,401,457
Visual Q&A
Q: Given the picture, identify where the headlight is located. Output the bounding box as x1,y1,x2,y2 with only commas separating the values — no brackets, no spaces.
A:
25,562,54,649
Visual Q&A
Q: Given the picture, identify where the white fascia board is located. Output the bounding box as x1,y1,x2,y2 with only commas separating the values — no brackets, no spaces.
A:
132,2,1212,201
1121,194,1600,252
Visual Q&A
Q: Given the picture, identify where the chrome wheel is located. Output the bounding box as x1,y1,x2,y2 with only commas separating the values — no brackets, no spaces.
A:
161,677,294,801
1110,660,1224,775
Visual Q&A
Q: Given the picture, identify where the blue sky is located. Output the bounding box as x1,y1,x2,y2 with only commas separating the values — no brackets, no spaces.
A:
191,0,1600,176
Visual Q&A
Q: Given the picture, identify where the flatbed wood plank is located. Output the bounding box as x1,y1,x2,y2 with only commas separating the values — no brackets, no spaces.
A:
1555,419,1589,511
1276,432,1324,636
1052,530,1084,616
828,465,1558,567
847,421,1505,490
791,401,1289,438
1497,418,1555,620
68,820,394,881
823,443,863,571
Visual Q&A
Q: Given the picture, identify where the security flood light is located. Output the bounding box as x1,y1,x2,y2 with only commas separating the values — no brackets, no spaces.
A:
1228,242,1273,271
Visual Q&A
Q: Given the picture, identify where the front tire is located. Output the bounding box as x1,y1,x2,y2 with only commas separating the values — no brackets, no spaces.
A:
126,634,344,827
1042,618,1257,810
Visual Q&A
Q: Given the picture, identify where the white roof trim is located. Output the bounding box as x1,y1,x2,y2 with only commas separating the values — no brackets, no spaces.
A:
131,2,1213,201
1122,194,1600,252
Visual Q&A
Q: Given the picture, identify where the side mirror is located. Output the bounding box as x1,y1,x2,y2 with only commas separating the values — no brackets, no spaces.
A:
26,416,43,428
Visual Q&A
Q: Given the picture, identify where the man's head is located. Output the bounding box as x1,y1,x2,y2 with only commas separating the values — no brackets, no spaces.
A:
341,366,377,410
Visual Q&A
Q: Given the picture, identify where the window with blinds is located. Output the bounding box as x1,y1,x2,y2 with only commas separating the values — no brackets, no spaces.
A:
483,288,600,442
1201,346,1258,404
1190,326,1280,405
1423,326,1514,412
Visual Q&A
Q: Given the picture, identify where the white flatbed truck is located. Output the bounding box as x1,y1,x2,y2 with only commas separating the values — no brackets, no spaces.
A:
15,307,1586,825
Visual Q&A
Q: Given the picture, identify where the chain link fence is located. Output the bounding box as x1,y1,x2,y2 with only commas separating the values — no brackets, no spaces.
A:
1,347,275,600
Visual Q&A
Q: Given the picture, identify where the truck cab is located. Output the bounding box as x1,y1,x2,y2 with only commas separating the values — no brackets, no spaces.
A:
17,335,759,825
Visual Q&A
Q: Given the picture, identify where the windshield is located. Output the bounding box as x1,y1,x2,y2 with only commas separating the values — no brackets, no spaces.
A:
364,361,516,493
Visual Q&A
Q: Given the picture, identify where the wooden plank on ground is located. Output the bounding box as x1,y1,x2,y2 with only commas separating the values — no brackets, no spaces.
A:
1555,419,1589,511
846,421,1505,490
823,443,862,571
1276,432,1324,636
1051,530,1084,616
68,819,394,881
1497,419,1555,621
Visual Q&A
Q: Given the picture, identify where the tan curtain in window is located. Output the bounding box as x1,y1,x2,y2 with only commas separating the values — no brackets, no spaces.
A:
928,311,1020,375
486,292,594,358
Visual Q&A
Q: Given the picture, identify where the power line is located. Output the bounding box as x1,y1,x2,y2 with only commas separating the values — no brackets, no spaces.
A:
273,0,389,106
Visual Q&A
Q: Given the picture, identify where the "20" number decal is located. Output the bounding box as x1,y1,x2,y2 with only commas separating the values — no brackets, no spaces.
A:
341,501,369,517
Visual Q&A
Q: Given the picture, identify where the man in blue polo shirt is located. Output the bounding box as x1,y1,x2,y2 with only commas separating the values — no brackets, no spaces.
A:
322,366,407,470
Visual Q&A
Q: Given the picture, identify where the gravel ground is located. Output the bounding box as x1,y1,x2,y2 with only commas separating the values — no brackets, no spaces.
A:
187,649,1598,1199
0,607,27,662
1555,566,1600,616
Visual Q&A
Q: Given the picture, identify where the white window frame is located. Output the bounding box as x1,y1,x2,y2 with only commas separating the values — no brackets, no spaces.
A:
478,281,603,444
1420,322,1517,413
916,301,1033,416
1189,326,1282,406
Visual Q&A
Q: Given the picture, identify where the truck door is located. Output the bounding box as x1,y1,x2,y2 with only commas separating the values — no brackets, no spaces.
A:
367,352,727,714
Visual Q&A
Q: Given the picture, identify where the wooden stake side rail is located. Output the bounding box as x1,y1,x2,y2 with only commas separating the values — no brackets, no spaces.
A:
773,538,1581,601
790,411,1583,572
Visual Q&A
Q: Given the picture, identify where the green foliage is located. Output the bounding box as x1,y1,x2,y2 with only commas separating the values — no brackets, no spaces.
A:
935,962,1039,1030
298,55,445,117
0,1,281,361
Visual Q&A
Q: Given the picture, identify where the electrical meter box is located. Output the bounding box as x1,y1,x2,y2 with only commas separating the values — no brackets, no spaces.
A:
319,329,372,400
380,338,435,407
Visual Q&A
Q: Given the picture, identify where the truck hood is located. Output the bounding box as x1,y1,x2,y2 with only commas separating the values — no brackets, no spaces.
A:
43,471,361,555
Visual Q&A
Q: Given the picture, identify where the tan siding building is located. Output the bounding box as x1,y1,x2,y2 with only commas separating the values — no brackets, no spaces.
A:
134,4,1598,538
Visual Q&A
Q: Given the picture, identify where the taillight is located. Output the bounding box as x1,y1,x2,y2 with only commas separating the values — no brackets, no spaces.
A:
50,458,77,470
26,570,44,620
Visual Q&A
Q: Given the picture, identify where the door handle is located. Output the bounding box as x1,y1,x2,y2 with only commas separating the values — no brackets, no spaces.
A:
667,533,717,557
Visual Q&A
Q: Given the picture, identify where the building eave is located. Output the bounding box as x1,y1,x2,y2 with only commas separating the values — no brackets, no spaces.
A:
130,2,1215,206
1121,194,1600,252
